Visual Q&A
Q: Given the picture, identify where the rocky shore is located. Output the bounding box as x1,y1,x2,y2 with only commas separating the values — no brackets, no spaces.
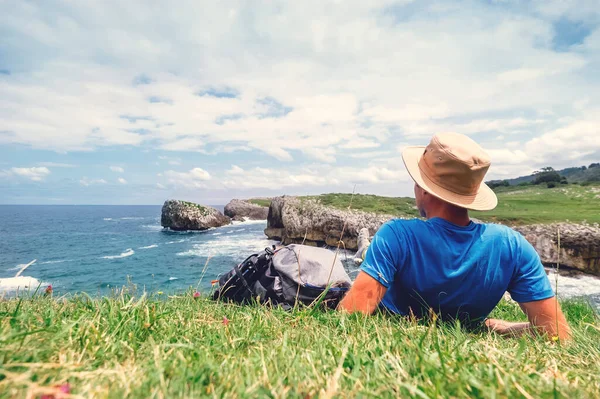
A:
515,223,600,276
264,196,393,250
161,196,600,277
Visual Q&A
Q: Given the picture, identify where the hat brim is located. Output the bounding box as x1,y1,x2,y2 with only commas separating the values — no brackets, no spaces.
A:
402,146,498,211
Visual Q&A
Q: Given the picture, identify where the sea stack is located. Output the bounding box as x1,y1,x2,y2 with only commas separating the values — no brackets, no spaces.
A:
224,199,269,221
161,200,230,231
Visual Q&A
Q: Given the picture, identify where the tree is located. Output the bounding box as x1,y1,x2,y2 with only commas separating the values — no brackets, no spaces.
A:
532,167,562,185
487,180,510,189
589,163,600,169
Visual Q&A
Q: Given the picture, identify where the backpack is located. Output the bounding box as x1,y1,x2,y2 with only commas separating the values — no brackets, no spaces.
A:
212,244,352,309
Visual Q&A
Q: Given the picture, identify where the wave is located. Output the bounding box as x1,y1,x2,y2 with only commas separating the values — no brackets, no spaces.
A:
139,244,158,250
169,277,178,281
40,260,69,265
103,218,113,221
101,248,135,260
235,229,246,232
546,269,600,298
165,239,186,245
142,224,164,231
212,232,222,236
120,217,146,220
7,263,28,271
176,236,278,259
231,218,268,225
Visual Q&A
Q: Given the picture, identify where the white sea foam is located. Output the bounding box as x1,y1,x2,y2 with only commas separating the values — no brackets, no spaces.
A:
166,239,186,245
139,244,158,249
40,260,69,265
101,248,135,260
546,269,600,299
176,236,278,259
0,276,47,292
231,218,267,225
212,232,223,236
7,263,27,271
235,229,246,232
142,224,164,231
120,217,146,220
169,277,178,281
103,218,113,221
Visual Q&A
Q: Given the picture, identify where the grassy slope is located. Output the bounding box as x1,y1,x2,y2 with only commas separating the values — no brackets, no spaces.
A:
471,184,600,225
250,185,600,225
1,293,599,398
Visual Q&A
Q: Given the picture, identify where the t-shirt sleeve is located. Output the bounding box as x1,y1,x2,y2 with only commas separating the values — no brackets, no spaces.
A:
359,221,403,288
507,233,555,303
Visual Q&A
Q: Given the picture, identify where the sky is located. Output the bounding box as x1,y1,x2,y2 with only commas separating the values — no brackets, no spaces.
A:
1,0,599,205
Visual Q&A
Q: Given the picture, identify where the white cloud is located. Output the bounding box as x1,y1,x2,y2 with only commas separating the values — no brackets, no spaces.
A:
7,167,51,181
227,165,245,175
220,165,409,189
80,177,107,186
118,177,128,184
110,166,125,173
302,147,336,163
38,162,76,168
163,167,212,188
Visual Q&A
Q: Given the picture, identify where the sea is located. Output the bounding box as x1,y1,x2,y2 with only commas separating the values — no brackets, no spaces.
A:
1,205,599,311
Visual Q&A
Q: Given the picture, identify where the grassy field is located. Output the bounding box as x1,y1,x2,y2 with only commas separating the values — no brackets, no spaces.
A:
1,292,599,398
251,184,600,225
471,184,600,225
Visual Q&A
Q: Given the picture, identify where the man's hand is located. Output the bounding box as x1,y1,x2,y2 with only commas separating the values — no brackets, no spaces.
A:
338,271,387,314
487,296,572,341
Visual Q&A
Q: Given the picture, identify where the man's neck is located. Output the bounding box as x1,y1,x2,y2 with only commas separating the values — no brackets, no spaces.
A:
426,207,470,226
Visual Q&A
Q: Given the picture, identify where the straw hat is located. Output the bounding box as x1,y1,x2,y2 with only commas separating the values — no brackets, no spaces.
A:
402,133,498,211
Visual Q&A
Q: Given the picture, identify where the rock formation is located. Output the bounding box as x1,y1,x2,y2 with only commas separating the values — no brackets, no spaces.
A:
515,223,600,276
224,199,269,221
161,200,230,231
264,196,600,276
264,196,395,250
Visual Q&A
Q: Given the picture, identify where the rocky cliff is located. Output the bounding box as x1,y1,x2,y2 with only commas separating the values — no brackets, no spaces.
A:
264,196,600,276
224,199,269,221
515,223,600,276
264,196,395,250
161,200,230,231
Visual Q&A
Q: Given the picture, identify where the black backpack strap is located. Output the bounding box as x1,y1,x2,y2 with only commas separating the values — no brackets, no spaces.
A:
233,263,254,296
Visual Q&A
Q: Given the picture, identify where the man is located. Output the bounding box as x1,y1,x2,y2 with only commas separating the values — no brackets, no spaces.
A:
339,133,571,340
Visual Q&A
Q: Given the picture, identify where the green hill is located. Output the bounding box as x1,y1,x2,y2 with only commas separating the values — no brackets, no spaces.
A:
488,163,600,186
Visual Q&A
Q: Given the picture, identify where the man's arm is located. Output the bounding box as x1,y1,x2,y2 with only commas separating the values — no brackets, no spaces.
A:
486,296,572,341
337,271,387,315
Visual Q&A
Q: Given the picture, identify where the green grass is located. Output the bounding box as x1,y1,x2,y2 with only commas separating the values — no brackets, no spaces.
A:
303,193,420,218
247,198,272,208
1,293,599,398
472,184,600,225
179,201,209,216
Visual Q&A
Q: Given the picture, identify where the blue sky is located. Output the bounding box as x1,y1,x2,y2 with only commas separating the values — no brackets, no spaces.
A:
1,0,599,205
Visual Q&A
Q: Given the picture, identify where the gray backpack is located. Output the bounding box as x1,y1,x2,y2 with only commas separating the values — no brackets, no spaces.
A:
212,244,352,309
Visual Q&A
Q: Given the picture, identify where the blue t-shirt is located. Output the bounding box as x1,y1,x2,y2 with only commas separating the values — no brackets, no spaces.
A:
360,218,554,324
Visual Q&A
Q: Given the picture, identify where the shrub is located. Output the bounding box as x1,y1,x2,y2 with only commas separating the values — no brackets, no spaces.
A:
547,182,557,188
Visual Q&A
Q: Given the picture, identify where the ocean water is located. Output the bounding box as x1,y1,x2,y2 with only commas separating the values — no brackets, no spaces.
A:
1,205,598,311
0,205,280,296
